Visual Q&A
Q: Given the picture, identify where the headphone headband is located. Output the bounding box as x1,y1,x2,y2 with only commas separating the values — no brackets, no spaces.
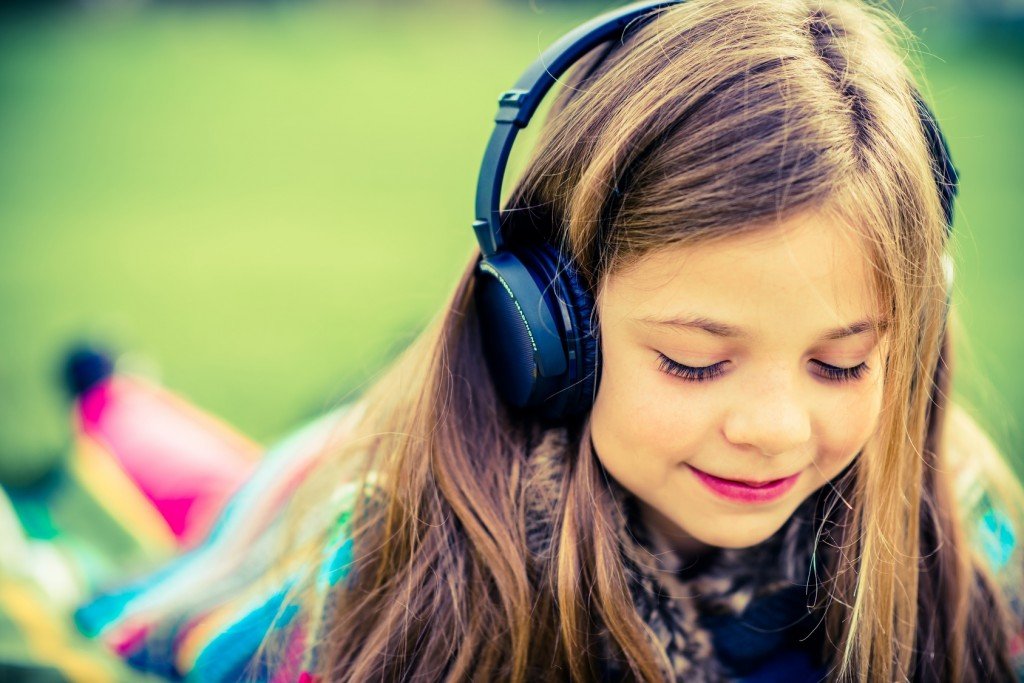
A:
472,0,680,257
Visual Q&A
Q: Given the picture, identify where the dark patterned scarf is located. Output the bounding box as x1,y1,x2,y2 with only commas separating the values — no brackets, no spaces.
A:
524,424,832,682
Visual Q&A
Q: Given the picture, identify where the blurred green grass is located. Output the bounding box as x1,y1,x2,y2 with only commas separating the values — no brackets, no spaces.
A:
0,1,1021,484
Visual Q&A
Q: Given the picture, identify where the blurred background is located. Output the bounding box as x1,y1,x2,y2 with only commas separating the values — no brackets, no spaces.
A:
0,0,1021,486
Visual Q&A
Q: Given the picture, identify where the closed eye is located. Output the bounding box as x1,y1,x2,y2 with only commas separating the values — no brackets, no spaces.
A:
809,359,869,383
655,354,726,383
656,353,869,384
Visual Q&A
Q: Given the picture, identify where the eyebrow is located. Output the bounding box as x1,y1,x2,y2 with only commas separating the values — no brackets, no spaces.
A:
635,313,889,342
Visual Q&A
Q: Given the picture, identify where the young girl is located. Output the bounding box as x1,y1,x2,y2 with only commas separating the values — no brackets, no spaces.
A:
75,0,1024,681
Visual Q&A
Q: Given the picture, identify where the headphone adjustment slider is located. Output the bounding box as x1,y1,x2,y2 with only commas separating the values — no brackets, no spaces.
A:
495,89,531,127
473,219,501,256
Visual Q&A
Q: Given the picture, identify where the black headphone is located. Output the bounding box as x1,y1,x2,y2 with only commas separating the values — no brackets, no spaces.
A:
472,0,959,422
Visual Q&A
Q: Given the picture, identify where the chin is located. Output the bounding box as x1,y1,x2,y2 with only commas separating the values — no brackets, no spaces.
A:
704,531,777,549
687,514,791,550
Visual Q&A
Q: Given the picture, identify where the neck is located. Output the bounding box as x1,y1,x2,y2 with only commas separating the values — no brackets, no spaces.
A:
637,501,717,567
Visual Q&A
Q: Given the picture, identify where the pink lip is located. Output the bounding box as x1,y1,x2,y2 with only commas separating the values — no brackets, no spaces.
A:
687,465,800,504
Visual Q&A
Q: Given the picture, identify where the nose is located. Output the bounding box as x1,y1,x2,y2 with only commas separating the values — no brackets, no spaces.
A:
722,373,812,457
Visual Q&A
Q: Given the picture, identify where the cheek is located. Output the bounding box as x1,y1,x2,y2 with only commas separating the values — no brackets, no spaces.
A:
813,373,885,477
590,334,714,481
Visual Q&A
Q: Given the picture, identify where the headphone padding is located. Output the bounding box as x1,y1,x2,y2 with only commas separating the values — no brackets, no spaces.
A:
558,252,600,412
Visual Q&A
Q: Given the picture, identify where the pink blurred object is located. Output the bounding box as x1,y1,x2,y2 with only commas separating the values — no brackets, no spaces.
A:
73,372,261,548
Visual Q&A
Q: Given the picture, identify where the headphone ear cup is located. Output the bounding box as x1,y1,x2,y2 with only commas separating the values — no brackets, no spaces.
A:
474,249,569,418
519,241,600,418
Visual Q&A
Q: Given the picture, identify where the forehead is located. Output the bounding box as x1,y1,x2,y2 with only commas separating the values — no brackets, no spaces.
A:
598,208,881,335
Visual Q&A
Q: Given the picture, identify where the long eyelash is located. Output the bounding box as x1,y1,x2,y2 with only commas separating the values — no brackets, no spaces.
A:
811,360,869,383
656,354,870,384
656,353,726,383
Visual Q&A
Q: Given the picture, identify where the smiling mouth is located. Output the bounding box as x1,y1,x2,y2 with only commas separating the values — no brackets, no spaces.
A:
688,465,795,485
686,465,801,503
710,473,790,487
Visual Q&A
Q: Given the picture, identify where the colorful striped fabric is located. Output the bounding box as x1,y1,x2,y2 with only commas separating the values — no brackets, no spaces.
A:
0,361,364,682
0,482,168,683
74,400,366,682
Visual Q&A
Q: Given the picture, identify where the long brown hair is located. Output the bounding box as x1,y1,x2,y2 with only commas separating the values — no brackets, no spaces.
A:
267,1,1024,680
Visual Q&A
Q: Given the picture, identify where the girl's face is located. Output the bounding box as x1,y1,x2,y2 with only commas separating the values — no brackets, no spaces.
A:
590,207,888,554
